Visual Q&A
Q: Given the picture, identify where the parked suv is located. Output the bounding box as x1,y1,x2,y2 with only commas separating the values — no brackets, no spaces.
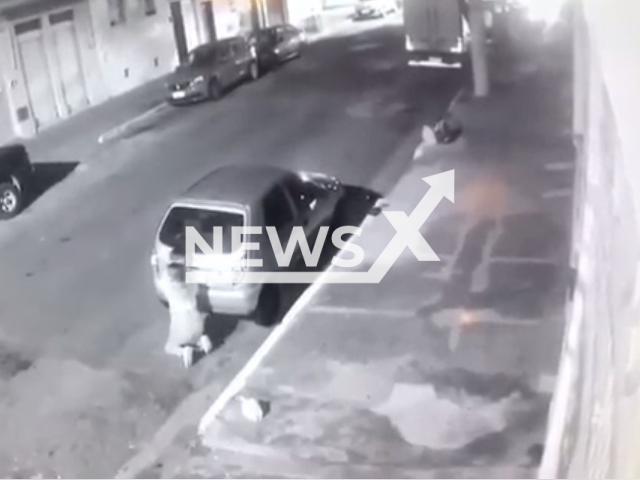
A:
251,25,306,71
0,144,33,219
167,36,259,104
151,165,343,325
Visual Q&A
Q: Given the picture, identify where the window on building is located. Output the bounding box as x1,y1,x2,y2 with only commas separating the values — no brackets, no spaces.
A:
142,0,157,16
108,0,126,26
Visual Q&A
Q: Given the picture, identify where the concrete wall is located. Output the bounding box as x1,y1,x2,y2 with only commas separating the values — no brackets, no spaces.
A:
0,58,15,143
285,0,323,29
88,0,178,98
540,0,640,477
0,0,99,137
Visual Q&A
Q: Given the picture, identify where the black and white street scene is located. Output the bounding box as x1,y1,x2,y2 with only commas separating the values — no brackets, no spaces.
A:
0,0,637,477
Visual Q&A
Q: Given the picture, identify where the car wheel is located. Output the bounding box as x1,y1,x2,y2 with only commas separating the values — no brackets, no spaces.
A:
0,182,23,219
208,78,222,101
249,61,260,80
254,284,280,327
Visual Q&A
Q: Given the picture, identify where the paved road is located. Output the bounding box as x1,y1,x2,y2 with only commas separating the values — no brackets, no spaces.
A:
0,20,463,478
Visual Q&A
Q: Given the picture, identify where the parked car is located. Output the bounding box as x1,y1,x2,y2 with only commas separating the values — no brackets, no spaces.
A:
0,144,33,219
354,0,398,19
250,25,306,71
151,165,343,325
167,36,259,104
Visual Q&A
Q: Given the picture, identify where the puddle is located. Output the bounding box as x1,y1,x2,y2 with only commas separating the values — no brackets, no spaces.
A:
0,345,32,380
372,383,520,450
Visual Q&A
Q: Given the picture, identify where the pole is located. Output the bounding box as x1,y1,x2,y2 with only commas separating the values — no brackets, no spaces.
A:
170,1,188,65
201,1,217,42
468,0,490,97
250,0,262,33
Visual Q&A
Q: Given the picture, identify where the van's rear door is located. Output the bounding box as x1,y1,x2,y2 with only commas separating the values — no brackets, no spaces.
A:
404,0,463,53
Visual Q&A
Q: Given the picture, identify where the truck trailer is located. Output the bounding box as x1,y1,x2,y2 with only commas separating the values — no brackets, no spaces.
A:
404,0,470,68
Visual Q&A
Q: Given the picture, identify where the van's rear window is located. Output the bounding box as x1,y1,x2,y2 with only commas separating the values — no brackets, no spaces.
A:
159,206,244,254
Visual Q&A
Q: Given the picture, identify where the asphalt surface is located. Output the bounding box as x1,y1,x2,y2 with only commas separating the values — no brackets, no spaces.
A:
0,19,463,478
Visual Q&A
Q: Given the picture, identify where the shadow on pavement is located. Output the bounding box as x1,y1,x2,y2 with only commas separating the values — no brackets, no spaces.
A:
28,161,79,207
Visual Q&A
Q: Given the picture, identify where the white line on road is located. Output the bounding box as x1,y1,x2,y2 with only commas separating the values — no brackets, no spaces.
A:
307,305,415,318
542,188,572,199
197,279,324,435
490,256,559,264
544,161,574,171
98,102,168,144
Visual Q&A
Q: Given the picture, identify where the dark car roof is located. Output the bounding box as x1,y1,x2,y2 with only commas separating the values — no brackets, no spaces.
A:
179,165,294,206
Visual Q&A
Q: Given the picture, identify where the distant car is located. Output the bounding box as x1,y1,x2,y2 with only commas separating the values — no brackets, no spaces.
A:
167,36,258,104
151,165,343,325
0,144,33,219
354,0,398,19
250,25,306,71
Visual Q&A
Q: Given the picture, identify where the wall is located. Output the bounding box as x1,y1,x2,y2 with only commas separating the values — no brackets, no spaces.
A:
88,0,180,98
0,62,14,144
540,0,640,477
285,0,323,29
0,0,100,137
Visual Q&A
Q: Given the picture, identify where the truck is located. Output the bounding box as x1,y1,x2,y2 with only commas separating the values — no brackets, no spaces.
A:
0,144,33,219
404,0,470,68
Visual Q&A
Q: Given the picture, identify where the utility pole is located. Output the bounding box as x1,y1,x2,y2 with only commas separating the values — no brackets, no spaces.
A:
468,0,489,97
169,0,188,65
250,0,264,33
202,1,217,42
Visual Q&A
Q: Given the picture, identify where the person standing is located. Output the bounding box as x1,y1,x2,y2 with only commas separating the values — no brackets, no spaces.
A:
163,265,213,368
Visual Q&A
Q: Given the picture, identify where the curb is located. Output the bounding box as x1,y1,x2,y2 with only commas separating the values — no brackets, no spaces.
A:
97,102,168,145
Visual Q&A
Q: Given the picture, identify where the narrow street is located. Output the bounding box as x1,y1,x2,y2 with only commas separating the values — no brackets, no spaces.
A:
0,20,463,478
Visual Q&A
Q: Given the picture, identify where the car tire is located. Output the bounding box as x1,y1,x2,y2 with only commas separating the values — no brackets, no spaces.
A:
208,78,222,101
0,182,23,220
249,61,260,80
254,284,280,327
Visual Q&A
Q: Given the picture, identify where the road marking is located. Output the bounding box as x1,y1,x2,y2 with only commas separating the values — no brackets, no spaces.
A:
535,374,558,394
197,278,323,435
307,305,415,318
542,188,572,199
544,161,574,171
471,218,504,293
196,216,385,434
98,102,168,144
490,256,559,264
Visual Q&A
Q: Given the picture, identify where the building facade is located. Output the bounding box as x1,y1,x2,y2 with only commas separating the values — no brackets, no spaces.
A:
0,0,293,141
540,0,640,477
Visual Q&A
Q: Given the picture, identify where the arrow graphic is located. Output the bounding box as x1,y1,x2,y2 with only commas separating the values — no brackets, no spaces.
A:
364,169,455,283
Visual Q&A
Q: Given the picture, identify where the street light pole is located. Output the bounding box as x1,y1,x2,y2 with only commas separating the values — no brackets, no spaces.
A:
250,0,263,33
468,0,490,97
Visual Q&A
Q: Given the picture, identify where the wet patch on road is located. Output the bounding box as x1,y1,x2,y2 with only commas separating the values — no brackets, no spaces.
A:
0,344,32,380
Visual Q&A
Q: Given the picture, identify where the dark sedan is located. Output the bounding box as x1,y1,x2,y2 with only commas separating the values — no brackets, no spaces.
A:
251,25,306,71
167,36,259,104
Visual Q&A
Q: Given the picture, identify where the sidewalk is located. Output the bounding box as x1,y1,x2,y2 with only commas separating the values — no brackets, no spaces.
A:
21,75,168,165
134,17,575,480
